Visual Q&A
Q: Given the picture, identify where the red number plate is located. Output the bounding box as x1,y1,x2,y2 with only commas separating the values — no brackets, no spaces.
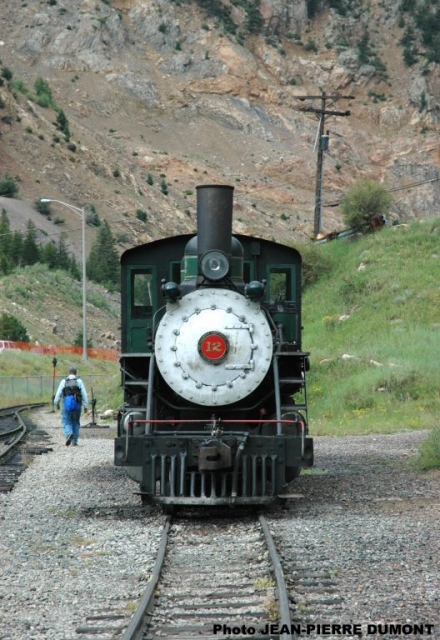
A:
199,332,229,363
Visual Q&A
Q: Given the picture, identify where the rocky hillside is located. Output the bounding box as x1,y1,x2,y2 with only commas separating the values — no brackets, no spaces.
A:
0,0,439,346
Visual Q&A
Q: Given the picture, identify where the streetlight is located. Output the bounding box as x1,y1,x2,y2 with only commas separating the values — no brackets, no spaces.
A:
40,198,88,361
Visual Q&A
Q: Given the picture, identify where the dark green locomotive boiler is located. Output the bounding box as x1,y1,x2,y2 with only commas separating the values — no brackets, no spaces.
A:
114,185,313,507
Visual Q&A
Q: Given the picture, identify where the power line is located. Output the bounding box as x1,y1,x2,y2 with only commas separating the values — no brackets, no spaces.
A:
323,175,440,208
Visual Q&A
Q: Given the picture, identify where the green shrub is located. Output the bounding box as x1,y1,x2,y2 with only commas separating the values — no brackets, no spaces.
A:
304,38,318,52
36,93,52,108
416,427,440,470
136,209,147,222
299,242,333,289
340,179,392,233
0,174,19,198
86,205,101,227
34,77,54,107
12,79,30,95
116,233,129,244
74,330,93,349
1,67,13,81
35,199,51,217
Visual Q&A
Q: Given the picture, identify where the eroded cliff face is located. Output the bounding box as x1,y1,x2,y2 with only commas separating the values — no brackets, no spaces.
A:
0,0,439,248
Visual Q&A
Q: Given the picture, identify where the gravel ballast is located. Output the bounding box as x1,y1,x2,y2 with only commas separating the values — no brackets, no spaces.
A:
0,410,163,640
0,411,439,639
270,432,440,639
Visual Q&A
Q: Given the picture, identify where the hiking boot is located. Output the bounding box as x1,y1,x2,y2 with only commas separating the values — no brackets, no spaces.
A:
72,442,78,446
65,433,73,446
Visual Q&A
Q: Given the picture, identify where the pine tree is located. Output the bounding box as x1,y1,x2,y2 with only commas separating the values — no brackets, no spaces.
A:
0,312,29,341
0,207,83,278
40,240,58,269
86,219,120,290
22,220,40,266
0,208,13,274
56,232,71,271
0,174,19,197
68,254,81,280
10,231,24,268
56,109,70,140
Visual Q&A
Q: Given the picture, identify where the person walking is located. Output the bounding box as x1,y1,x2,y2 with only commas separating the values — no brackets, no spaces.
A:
54,367,88,446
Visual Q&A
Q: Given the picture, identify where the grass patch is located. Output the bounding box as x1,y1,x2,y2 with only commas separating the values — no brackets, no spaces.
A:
72,536,95,547
0,351,120,410
414,426,440,471
48,507,77,518
253,578,275,589
299,468,328,476
300,220,440,438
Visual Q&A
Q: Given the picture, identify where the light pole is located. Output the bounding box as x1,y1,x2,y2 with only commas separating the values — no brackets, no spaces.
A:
41,198,88,361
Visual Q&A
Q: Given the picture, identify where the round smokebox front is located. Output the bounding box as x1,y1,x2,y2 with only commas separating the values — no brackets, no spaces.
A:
154,289,273,406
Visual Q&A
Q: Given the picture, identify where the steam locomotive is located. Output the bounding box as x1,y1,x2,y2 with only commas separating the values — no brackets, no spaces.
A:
114,185,313,507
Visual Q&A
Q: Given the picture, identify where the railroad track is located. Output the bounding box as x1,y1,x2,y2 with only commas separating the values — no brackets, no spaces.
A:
0,403,53,493
75,513,296,639
74,510,351,640
0,406,342,639
84,513,296,640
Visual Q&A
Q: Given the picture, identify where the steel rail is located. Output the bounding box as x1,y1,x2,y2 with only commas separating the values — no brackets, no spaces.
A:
0,402,47,416
259,514,296,640
0,424,26,437
123,514,295,640
122,516,171,640
0,408,30,463
0,403,50,467
0,424,26,463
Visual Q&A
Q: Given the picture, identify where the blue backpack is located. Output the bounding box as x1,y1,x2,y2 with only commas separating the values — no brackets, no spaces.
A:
63,378,81,411
64,394,79,411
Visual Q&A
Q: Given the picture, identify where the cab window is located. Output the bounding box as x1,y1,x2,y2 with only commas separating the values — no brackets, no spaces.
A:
267,267,295,303
132,269,154,318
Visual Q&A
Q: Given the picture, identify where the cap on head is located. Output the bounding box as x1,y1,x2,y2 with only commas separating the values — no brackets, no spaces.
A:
69,367,77,375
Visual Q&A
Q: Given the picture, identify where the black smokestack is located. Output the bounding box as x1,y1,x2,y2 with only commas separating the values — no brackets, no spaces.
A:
196,185,234,257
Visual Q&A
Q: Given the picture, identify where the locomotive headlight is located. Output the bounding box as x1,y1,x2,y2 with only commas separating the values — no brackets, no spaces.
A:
161,280,181,302
245,280,265,301
200,251,230,281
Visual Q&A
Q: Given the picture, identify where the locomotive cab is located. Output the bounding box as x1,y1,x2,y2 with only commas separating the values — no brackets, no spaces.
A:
115,185,313,507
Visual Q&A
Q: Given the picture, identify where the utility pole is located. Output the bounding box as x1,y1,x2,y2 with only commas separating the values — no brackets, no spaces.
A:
296,92,354,237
